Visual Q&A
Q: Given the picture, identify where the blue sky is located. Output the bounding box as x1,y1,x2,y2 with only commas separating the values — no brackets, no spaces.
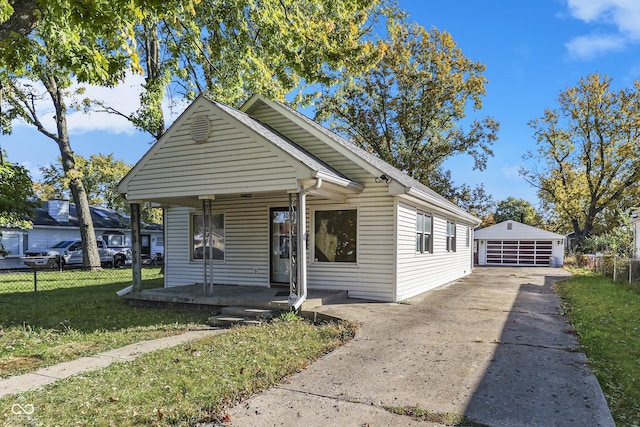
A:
2,0,640,208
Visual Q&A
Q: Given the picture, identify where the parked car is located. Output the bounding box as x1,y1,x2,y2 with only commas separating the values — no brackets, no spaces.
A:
22,238,131,269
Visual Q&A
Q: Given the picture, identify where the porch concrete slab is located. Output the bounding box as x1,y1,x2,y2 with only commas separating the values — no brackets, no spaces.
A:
0,329,221,399
125,284,347,311
227,267,615,427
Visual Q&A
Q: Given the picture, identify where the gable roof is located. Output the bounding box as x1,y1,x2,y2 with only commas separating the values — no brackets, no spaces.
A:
241,95,479,224
117,94,478,224
117,96,362,197
12,201,160,231
212,99,361,190
474,220,565,240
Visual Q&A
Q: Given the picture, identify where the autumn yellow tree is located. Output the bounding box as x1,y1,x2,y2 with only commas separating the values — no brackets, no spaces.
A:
315,20,499,213
522,73,640,249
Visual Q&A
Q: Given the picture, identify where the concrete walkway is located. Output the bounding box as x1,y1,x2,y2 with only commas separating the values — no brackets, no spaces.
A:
0,329,222,399
228,267,614,427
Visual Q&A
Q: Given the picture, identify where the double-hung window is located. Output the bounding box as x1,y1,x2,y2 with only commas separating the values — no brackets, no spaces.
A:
446,220,456,252
416,212,432,253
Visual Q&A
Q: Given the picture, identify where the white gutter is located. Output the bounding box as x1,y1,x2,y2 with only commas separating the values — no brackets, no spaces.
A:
289,178,322,310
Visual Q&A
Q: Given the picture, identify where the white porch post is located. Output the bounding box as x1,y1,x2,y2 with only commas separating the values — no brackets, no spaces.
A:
130,202,142,292
290,179,322,310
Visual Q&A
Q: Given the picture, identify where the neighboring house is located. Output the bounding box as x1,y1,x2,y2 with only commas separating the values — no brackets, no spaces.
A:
0,200,164,269
116,94,480,304
475,220,565,267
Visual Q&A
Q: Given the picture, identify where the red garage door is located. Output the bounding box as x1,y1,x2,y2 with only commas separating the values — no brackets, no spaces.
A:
486,240,553,266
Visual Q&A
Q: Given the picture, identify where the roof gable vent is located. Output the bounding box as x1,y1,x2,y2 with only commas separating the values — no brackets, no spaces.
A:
191,115,211,143
507,222,513,230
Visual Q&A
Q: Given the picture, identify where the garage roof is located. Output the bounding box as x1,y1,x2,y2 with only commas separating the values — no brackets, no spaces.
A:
475,220,565,240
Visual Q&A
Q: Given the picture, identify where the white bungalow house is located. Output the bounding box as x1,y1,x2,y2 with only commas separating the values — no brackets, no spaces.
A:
474,220,565,267
116,95,480,305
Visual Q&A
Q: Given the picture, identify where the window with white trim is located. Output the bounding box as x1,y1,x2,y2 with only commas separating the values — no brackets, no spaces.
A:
0,233,25,257
314,209,357,263
446,220,456,252
416,212,433,253
466,226,470,247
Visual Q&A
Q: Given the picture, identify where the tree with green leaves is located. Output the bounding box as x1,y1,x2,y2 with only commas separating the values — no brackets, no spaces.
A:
0,19,139,269
0,151,36,256
521,73,640,248
494,197,542,226
36,154,163,224
315,20,499,208
0,0,191,80
93,0,387,138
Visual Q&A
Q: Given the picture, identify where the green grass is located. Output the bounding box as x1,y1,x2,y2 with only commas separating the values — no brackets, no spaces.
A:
556,269,640,426
0,268,206,377
384,405,488,426
0,318,357,426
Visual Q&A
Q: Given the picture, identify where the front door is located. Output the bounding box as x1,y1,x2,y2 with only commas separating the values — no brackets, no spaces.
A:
270,208,291,284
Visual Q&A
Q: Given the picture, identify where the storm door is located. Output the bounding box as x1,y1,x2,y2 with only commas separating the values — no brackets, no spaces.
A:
270,208,292,284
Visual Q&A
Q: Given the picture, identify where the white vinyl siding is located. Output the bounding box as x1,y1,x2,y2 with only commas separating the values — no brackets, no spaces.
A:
165,201,271,287
125,104,301,200
396,202,473,301
163,185,396,301
307,180,395,301
247,102,371,183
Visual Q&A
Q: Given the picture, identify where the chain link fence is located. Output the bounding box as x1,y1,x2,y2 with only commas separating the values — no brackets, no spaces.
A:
576,254,640,286
0,264,164,310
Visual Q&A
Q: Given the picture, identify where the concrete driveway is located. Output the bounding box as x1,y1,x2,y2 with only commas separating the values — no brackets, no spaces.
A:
227,267,614,427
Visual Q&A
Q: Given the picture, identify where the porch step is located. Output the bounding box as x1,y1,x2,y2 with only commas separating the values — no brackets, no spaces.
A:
207,306,281,328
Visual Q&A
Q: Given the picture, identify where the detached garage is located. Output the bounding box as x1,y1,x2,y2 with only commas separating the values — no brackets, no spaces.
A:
475,220,565,266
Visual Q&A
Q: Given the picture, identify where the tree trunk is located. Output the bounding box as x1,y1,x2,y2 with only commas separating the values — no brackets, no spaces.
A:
42,74,102,270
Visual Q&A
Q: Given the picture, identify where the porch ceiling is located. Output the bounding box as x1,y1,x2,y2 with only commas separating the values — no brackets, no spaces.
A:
127,181,360,207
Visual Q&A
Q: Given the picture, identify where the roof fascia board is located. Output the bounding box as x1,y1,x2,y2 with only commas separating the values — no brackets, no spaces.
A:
312,171,363,192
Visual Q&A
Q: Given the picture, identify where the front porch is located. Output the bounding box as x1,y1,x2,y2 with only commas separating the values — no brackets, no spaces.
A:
124,284,348,312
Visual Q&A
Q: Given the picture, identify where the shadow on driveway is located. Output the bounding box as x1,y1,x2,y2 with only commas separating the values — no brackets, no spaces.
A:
463,270,614,426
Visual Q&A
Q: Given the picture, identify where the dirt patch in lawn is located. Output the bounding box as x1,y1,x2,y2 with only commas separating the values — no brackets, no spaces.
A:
0,356,43,376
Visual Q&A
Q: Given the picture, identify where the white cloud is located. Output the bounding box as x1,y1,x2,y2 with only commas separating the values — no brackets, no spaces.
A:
565,34,627,59
565,0,640,58
9,73,191,137
11,73,146,135
67,73,146,136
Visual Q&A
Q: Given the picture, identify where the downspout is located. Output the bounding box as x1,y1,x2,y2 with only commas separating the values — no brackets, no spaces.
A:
290,178,322,310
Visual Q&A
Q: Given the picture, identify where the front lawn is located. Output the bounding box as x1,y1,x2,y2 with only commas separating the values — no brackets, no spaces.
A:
556,269,640,426
0,268,206,377
0,318,356,426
